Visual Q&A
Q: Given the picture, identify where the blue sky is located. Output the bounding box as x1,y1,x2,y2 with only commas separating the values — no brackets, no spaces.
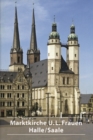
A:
0,0,93,93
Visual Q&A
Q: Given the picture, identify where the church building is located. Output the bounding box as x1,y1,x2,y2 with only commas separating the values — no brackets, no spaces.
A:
0,6,80,117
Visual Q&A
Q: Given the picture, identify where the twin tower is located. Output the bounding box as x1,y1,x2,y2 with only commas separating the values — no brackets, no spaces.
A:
9,6,79,84
9,7,40,71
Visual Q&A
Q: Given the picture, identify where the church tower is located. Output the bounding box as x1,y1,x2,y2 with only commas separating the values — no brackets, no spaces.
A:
67,24,80,114
9,6,24,71
47,21,62,86
47,21,62,116
27,8,40,64
67,24,79,87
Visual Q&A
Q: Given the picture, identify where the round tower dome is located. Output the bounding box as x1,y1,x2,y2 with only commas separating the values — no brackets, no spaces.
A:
68,24,78,41
49,22,60,40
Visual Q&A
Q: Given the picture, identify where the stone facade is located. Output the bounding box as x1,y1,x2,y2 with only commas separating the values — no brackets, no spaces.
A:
0,69,31,117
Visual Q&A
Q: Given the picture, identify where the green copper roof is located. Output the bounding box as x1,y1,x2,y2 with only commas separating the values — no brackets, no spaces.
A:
49,31,60,39
68,33,78,41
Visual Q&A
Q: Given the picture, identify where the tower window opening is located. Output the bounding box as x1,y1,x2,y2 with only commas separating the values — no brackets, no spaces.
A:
63,77,65,85
67,77,69,85
52,40,53,42
56,40,57,42
18,57,20,63
56,53,58,56
75,54,76,57
35,57,37,62
52,67,53,70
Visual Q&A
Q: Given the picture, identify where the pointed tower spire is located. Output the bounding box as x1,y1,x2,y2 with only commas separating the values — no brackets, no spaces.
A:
27,6,40,64
30,7,37,50
13,6,20,50
9,5,24,71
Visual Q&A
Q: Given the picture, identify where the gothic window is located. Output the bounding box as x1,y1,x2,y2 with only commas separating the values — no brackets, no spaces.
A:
52,67,53,70
63,77,65,84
